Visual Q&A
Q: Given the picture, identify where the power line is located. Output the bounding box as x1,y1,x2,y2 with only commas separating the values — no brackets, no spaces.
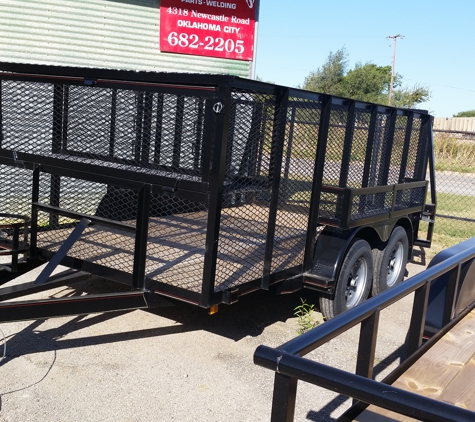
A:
387,34,404,106
405,78,475,93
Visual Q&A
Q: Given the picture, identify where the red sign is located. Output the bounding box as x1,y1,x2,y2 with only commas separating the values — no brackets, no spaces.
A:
160,0,257,61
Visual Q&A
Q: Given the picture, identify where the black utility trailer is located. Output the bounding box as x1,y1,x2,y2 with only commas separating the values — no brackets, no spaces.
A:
0,62,435,322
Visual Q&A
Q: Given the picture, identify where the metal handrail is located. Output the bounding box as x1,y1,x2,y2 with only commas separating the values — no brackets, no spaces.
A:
254,237,475,421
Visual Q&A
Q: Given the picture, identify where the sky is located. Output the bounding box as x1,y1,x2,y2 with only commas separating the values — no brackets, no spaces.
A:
254,0,475,118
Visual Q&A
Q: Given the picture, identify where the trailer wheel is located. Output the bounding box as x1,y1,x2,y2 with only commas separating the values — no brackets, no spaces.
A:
372,226,408,296
319,239,373,319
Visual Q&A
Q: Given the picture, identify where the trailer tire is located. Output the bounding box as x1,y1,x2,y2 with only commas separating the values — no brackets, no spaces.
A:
372,226,408,296
319,239,373,320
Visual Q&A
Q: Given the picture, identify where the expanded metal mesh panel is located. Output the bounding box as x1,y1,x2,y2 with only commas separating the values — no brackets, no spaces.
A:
1,79,209,180
350,192,393,221
319,191,345,221
0,165,32,219
405,117,424,180
50,176,106,216
387,115,408,184
366,112,389,188
394,186,426,211
145,195,209,292
1,80,53,154
65,87,208,176
323,104,348,185
271,99,321,273
345,108,371,189
215,91,275,290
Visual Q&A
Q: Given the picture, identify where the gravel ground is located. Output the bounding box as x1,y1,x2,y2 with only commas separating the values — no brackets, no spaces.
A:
0,260,426,422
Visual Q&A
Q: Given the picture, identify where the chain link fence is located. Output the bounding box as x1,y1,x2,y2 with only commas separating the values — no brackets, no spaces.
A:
430,130,475,255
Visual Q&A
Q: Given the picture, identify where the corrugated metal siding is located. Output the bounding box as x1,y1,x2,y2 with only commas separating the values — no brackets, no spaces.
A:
0,0,251,77
434,117,475,132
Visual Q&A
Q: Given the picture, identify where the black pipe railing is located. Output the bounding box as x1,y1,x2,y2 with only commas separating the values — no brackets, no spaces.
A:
254,237,475,421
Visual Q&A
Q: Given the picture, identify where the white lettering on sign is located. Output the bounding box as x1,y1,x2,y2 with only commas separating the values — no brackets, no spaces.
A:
205,1,237,10
231,16,250,25
223,26,240,34
191,9,229,22
178,20,222,31
160,0,255,60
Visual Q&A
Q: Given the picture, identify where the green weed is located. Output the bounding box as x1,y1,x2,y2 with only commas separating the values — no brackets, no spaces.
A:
294,298,319,335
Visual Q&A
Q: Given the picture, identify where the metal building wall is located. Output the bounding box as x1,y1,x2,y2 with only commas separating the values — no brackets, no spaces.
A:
0,0,251,77
434,117,475,133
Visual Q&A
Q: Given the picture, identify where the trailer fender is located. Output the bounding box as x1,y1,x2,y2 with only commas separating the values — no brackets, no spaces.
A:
304,226,361,292
304,218,414,292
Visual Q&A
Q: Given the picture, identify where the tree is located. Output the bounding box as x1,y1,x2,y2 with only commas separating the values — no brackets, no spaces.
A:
391,85,430,109
453,110,475,117
301,48,430,109
341,63,395,104
301,47,348,95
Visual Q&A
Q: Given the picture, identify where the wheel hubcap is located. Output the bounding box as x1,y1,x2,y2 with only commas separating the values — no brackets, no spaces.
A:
346,257,368,308
386,241,404,287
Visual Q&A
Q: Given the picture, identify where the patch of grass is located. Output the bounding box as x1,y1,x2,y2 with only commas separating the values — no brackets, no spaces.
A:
424,191,475,259
434,134,475,173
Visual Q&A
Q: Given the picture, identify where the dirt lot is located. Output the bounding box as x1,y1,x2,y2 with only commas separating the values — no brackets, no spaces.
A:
0,261,426,422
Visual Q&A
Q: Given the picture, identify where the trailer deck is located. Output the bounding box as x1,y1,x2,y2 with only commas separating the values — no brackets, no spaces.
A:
355,308,475,421
36,205,307,293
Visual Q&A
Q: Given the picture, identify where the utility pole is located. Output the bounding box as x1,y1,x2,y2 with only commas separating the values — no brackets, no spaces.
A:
387,34,404,106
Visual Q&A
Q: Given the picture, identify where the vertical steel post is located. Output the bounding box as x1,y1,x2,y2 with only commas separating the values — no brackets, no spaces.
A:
11,224,19,273
132,184,151,290
355,310,380,380
109,89,117,157
425,120,437,243
153,93,164,166
283,105,296,182
262,87,289,288
200,98,215,184
303,95,332,272
194,98,205,172
30,165,40,259
270,373,298,422
414,114,431,181
200,84,232,307
134,92,144,162
255,102,266,176
339,100,356,188
427,118,437,205
141,92,153,165
50,84,65,227
378,108,397,186
442,265,461,327
61,85,69,150
361,105,379,189
173,95,185,169
406,280,430,356
398,112,414,183
0,79,3,147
